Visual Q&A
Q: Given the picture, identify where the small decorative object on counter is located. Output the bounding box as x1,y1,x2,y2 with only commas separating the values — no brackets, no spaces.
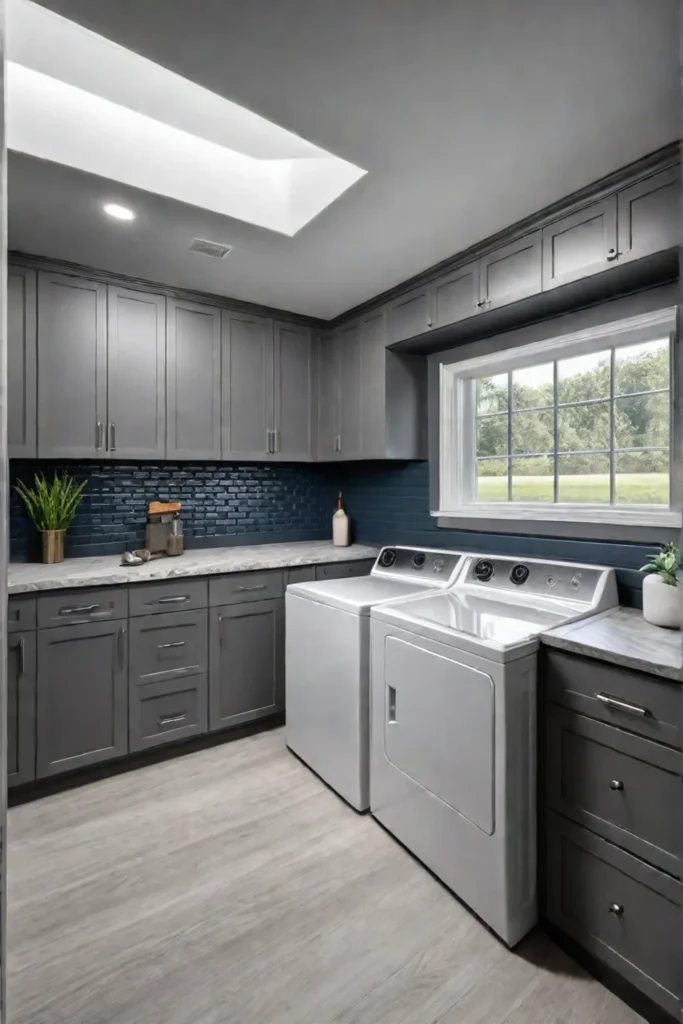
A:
640,542,683,629
145,500,184,557
14,471,87,564
332,492,350,547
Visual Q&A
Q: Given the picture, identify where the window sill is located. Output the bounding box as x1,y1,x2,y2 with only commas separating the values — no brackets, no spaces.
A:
432,505,682,529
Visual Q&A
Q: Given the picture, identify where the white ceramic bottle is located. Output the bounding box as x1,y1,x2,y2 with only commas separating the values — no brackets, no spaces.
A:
332,492,350,547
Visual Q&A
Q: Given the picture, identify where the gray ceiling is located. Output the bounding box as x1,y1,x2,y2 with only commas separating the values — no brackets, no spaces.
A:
9,0,679,320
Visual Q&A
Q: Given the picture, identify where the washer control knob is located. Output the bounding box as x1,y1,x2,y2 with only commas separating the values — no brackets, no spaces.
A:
474,559,495,582
378,548,396,568
412,552,426,569
571,575,582,590
510,564,530,586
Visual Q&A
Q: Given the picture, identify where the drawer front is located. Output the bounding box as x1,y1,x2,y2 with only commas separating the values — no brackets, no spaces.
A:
209,570,283,607
546,814,682,1015
543,648,681,747
130,676,207,752
315,560,374,581
129,579,207,617
547,707,680,875
8,596,37,633
38,587,128,627
129,610,208,685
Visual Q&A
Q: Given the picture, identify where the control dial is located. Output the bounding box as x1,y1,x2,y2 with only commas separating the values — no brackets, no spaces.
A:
378,548,396,568
474,559,494,582
510,563,530,586
412,552,426,569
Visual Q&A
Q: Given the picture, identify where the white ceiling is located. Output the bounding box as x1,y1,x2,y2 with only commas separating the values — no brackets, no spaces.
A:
8,0,679,320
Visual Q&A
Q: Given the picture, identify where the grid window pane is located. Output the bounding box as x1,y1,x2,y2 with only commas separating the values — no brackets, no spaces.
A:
615,451,669,506
558,454,610,503
512,363,553,409
477,414,508,458
614,393,669,449
477,459,508,501
615,338,669,396
511,456,553,502
477,373,508,414
557,350,610,404
557,401,610,452
511,409,553,455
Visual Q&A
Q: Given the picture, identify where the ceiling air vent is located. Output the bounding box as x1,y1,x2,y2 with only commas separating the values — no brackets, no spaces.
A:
188,237,232,259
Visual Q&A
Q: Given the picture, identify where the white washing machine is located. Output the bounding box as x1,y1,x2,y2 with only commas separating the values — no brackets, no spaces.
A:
285,546,465,810
370,554,618,946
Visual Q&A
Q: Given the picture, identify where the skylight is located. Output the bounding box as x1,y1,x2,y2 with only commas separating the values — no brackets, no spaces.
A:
6,0,366,236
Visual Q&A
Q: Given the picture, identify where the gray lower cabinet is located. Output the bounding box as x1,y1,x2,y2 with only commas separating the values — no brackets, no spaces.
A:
272,321,314,460
36,620,128,777
222,309,272,460
542,197,618,290
479,230,542,310
209,599,284,731
166,298,222,459
130,677,208,752
8,266,37,459
8,633,36,787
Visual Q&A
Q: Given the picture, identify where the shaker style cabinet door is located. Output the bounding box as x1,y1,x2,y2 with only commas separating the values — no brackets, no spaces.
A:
337,321,362,459
359,308,387,458
8,266,37,459
222,309,273,460
542,197,618,290
107,286,166,459
617,167,679,265
479,231,542,310
317,331,340,460
272,322,313,460
389,285,432,345
432,261,480,328
166,299,221,460
37,271,107,458
7,632,36,787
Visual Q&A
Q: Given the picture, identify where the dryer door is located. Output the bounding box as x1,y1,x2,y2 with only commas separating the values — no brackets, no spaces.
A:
383,634,495,834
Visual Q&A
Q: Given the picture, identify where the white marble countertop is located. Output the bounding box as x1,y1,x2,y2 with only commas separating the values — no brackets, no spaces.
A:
8,542,380,594
542,606,682,682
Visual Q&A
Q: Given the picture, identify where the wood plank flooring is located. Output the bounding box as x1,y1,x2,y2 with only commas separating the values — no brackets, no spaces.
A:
7,728,645,1024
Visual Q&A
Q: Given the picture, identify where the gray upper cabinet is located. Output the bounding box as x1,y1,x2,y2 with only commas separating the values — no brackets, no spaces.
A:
222,309,272,460
272,322,314,460
107,286,166,459
432,261,480,329
542,197,618,290
166,298,221,460
359,309,387,457
617,167,679,265
8,267,37,459
479,231,542,310
389,285,432,345
37,271,107,458
317,331,339,460
337,321,362,458
8,632,36,787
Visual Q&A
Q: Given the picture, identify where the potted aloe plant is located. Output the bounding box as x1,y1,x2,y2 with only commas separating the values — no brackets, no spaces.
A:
14,472,87,564
640,542,683,629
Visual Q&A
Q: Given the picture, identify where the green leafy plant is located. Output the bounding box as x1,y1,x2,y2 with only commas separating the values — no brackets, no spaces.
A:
640,542,682,587
14,472,87,532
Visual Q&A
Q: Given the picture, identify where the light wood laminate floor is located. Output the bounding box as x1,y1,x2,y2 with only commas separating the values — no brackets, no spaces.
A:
7,728,645,1024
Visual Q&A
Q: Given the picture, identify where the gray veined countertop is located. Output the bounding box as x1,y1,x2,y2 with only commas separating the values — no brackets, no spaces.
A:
542,606,682,682
8,541,380,594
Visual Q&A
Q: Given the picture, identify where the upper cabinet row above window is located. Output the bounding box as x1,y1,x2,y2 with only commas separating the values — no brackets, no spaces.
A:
389,166,678,345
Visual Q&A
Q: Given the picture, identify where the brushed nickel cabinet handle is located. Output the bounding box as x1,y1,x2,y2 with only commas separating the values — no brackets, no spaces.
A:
109,422,116,451
154,595,189,605
16,636,25,677
158,640,186,649
60,603,100,616
158,712,187,726
606,248,620,262
273,429,280,453
609,779,624,791
95,421,104,450
596,692,650,717
477,300,487,308
609,903,624,916
237,584,266,592
266,430,272,454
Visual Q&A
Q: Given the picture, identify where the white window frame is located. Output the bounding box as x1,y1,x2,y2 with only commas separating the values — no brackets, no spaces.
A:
437,307,680,528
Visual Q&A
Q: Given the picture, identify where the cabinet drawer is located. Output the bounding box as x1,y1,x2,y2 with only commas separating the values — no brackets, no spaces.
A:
546,814,682,1016
8,596,36,633
209,570,283,607
129,579,207,617
129,610,207,686
130,676,207,751
547,707,680,876
543,648,681,748
37,587,128,628
315,560,374,581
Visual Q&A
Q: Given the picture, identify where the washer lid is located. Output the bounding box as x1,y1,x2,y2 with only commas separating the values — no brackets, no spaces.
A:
286,575,430,614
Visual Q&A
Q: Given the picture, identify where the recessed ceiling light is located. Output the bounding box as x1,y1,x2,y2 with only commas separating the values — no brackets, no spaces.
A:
103,202,135,221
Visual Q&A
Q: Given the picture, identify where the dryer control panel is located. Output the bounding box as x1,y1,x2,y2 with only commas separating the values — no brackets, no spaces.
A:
463,555,612,606
374,547,462,586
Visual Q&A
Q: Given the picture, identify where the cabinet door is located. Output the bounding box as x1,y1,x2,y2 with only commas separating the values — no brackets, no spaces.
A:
36,620,128,777
8,267,37,459
432,261,479,328
273,322,313,460
222,310,273,460
617,168,679,265
209,599,284,731
107,286,166,458
317,332,339,460
542,198,617,290
389,285,432,345
166,299,221,459
8,633,36,787
337,321,362,458
360,308,387,457
37,272,107,458
480,231,542,310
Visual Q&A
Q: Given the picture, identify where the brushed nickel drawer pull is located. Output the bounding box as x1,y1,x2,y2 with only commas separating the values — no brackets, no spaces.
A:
60,603,100,616
158,712,187,726
609,779,624,791
595,692,650,717
237,584,267,592
15,636,25,677
609,903,624,916
155,595,190,605
158,641,186,650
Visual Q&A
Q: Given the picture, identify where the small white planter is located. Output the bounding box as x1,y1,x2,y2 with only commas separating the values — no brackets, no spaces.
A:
642,573,682,630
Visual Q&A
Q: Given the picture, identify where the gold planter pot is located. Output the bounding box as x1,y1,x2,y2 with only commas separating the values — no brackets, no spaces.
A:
42,529,66,564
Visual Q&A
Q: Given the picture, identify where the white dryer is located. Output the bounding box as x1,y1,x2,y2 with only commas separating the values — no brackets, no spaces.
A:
370,554,618,946
286,546,464,811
